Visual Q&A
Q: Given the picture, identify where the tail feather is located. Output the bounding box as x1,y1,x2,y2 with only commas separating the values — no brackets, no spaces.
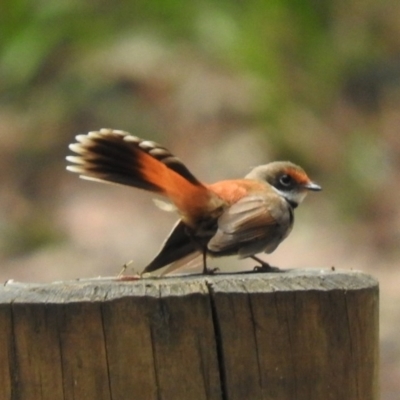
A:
66,129,215,220
67,130,169,192
68,129,201,185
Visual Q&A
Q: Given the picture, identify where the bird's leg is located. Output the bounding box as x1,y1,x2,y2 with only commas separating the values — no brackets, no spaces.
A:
184,226,218,275
250,256,281,273
202,248,209,274
202,248,219,275
250,255,271,269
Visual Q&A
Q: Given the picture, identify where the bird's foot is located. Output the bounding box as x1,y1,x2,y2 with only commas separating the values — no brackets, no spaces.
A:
203,267,220,275
250,256,281,273
253,264,281,273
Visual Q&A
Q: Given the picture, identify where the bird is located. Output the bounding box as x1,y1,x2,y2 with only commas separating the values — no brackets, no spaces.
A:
66,128,321,275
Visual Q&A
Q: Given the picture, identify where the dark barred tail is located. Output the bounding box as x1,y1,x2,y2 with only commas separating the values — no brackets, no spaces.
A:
66,129,220,224
66,128,202,193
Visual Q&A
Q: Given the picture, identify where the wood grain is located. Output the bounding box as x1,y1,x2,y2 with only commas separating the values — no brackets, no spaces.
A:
0,270,378,400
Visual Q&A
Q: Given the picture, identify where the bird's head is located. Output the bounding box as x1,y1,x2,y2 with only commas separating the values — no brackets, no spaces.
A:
245,161,321,208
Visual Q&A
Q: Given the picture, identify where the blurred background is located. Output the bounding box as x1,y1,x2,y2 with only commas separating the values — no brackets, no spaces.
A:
1,0,399,397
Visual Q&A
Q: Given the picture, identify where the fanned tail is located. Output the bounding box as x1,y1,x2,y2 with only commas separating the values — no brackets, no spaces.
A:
66,129,214,222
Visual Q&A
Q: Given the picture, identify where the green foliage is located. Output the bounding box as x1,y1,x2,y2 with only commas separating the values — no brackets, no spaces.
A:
1,0,399,253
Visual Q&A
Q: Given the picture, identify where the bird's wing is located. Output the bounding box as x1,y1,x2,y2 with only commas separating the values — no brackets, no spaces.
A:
142,220,197,273
207,194,292,256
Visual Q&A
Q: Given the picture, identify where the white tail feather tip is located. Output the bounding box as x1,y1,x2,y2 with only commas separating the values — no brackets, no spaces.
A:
68,143,86,154
123,135,140,142
66,155,84,164
66,165,86,173
87,131,103,139
111,129,127,135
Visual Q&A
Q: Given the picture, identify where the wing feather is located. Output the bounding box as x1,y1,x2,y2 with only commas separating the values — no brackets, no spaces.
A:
143,220,197,273
207,194,292,255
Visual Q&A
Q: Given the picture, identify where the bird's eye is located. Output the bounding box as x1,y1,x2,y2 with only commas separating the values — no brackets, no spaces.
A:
279,174,292,186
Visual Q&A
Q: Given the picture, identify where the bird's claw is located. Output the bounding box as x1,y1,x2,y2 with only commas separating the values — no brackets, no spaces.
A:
203,267,220,275
253,264,281,273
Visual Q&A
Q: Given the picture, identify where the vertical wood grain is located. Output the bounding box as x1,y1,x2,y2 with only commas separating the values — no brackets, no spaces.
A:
0,270,378,400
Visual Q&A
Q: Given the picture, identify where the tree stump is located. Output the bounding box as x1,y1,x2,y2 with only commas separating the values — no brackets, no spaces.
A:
0,269,378,400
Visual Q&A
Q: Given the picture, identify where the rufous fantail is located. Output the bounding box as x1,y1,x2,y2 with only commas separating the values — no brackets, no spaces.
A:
67,129,321,274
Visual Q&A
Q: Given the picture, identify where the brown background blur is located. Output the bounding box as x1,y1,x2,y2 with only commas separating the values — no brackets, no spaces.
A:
1,1,399,397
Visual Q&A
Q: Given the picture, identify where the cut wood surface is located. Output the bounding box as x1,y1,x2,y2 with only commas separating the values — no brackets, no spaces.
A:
0,269,379,400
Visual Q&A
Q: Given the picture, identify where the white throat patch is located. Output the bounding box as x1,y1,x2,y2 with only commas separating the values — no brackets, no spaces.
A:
272,186,307,206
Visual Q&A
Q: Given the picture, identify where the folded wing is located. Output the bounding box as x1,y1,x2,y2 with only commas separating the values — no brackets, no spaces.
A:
207,194,293,258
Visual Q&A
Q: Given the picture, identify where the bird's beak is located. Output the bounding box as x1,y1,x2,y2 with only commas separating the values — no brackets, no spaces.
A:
304,181,322,191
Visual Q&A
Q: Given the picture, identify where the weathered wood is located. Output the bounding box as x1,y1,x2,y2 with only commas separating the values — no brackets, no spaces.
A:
0,270,379,400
